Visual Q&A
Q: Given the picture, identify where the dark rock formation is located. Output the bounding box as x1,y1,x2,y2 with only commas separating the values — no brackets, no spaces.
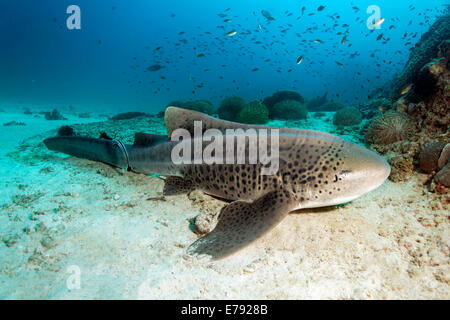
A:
45,109,67,120
111,112,148,120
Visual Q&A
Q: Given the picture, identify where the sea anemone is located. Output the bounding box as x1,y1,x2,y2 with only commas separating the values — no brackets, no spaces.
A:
333,107,362,127
365,111,415,145
238,100,270,124
218,96,246,122
271,100,308,120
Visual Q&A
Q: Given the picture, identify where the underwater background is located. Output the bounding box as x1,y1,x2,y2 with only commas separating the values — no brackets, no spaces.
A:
1,0,448,112
0,0,449,299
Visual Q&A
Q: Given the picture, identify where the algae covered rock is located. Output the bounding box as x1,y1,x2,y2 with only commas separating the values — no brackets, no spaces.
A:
218,96,246,121
182,100,215,115
263,90,304,118
167,100,215,115
238,100,270,124
45,109,67,120
271,100,308,120
418,142,448,173
333,107,362,127
434,163,450,187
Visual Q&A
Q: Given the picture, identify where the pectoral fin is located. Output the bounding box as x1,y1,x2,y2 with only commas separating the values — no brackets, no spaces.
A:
187,188,298,260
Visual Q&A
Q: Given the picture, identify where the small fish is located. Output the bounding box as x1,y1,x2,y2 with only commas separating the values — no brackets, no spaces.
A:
378,106,386,113
314,39,323,44
224,30,237,37
261,10,275,21
336,62,344,68
224,19,232,23
317,6,326,11
147,64,164,72
372,18,385,28
251,68,259,72
341,34,348,44
296,56,304,65
401,84,413,95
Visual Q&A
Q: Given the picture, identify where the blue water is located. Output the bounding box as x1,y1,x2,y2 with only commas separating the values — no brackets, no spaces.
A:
0,0,448,112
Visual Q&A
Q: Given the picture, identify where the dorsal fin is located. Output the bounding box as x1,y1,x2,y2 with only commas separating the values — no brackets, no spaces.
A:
164,106,340,140
133,132,168,147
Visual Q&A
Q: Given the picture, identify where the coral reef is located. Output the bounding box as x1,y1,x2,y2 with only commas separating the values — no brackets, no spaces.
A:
365,111,415,145
388,155,415,182
217,96,246,122
263,90,304,118
111,112,148,120
395,54,449,136
271,100,308,120
238,100,270,124
359,98,392,119
333,107,362,127
390,13,450,100
45,109,67,120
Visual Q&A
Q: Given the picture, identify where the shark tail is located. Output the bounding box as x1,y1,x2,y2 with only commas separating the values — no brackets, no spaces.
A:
43,136,129,169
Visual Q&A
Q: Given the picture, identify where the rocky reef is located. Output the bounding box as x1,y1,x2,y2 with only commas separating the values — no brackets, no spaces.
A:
360,13,450,190
390,13,450,101
366,22,449,189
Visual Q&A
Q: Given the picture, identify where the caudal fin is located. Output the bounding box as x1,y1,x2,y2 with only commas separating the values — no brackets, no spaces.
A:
44,136,129,169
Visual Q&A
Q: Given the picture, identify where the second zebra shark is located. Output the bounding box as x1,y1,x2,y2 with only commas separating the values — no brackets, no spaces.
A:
44,107,390,260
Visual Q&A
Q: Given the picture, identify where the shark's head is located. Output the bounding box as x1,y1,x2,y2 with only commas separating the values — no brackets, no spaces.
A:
301,140,391,209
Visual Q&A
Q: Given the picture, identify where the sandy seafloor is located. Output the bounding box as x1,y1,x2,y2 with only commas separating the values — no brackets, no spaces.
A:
0,105,448,300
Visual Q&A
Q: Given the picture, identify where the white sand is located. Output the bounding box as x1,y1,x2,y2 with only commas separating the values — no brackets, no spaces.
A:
0,108,448,299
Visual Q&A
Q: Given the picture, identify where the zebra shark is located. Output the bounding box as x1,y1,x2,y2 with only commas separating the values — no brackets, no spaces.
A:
44,107,390,260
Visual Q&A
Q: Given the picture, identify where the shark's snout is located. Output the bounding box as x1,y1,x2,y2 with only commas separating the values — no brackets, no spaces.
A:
341,143,391,194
